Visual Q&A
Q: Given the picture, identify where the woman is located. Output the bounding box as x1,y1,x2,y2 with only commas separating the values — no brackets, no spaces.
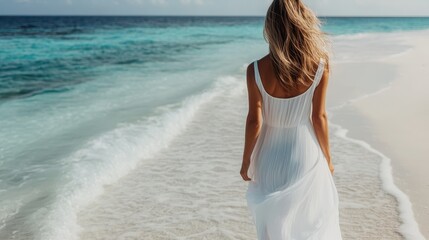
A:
240,0,342,239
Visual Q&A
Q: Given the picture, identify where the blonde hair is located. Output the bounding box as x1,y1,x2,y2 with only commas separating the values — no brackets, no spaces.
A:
264,0,331,90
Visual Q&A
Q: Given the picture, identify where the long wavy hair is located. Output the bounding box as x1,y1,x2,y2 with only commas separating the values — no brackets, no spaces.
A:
264,0,331,91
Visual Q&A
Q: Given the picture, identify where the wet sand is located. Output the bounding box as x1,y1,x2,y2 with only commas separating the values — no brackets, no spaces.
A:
329,29,429,239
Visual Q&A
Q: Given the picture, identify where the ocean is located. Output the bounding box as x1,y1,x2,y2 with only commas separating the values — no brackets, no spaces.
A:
1,16,429,240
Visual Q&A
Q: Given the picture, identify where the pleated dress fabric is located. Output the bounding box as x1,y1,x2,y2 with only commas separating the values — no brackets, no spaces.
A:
246,58,342,240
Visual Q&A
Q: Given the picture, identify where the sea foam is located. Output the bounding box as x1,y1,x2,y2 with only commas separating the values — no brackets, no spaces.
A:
27,76,238,240
329,86,425,240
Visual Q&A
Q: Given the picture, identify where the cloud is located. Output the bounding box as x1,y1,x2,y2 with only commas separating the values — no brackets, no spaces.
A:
151,0,167,5
180,0,206,5
123,0,167,6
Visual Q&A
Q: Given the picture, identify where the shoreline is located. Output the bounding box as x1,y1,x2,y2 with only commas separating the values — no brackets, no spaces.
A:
329,29,429,239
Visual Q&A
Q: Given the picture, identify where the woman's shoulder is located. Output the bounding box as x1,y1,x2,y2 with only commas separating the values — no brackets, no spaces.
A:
258,55,271,66
248,54,266,63
247,55,270,71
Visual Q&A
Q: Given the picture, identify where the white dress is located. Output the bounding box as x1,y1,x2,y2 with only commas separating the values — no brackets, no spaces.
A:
246,58,342,240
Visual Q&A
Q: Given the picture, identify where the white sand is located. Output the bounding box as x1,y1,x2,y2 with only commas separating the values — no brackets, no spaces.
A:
330,29,429,239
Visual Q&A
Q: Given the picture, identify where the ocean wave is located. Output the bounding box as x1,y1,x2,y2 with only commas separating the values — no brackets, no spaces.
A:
25,75,240,240
330,122,425,240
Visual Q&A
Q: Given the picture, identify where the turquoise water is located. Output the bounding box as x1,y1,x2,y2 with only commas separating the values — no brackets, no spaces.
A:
1,16,429,239
2,17,429,100
322,17,429,35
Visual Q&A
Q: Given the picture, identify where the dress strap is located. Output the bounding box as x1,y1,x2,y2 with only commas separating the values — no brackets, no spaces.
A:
253,60,264,96
312,58,326,88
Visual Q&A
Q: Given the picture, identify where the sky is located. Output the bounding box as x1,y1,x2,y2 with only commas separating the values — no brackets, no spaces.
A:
0,0,429,16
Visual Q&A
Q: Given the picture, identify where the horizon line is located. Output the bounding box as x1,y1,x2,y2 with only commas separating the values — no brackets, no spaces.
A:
1,14,429,18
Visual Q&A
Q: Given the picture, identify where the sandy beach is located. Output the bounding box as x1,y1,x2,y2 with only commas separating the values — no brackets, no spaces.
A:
329,29,429,239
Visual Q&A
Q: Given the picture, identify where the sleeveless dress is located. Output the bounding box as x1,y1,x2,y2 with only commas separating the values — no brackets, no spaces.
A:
246,58,342,240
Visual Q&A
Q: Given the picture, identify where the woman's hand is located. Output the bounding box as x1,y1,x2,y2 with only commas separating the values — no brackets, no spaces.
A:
328,161,335,175
240,160,252,181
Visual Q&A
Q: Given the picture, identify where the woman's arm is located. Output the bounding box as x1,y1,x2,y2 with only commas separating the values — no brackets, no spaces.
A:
240,63,263,181
311,62,334,174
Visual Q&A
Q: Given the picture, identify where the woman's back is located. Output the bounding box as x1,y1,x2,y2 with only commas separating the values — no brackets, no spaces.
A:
251,56,325,128
255,56,321,99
